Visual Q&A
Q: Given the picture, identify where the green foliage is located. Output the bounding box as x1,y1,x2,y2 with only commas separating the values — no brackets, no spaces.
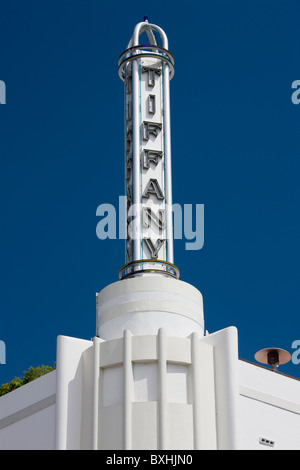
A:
0,364,56,397
0,377,23,396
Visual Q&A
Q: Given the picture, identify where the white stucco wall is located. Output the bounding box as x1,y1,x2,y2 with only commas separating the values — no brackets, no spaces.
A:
238,360,300,450
0,370,56,450
1,332,300,450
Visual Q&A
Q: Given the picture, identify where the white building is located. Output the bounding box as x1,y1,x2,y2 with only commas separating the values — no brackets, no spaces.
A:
0,19,299,451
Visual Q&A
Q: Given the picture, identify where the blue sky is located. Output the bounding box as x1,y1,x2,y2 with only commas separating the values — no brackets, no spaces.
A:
1,0,300,384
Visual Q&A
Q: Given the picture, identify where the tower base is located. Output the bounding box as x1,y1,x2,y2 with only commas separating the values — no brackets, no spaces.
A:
96,274,204,340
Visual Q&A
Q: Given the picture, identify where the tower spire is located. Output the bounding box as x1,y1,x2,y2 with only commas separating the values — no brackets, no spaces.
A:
118,20,178,280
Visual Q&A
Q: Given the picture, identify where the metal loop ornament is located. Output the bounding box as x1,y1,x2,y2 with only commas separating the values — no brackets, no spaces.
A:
118,45,175,82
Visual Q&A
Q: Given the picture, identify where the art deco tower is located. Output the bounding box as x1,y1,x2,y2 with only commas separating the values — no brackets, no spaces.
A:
55,21,300,452
93,19,215,450
2,18,298,452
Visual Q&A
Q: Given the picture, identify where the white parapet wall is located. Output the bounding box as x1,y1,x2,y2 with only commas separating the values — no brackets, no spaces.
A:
0,327,300,450
238,359,300,450
0,370,56,450
1,275,299,450
0,327,239,450
53,325,241,450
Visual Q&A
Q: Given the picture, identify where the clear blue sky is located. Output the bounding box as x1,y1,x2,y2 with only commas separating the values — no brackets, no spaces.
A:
1,0,300,384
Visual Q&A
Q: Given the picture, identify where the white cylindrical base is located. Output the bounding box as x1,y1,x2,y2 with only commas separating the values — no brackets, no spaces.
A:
96,274,204,340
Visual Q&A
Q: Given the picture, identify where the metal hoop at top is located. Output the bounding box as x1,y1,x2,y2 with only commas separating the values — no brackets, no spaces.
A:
118,45,175,82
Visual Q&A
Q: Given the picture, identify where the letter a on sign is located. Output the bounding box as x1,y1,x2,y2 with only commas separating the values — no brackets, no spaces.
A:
143,178,164,201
